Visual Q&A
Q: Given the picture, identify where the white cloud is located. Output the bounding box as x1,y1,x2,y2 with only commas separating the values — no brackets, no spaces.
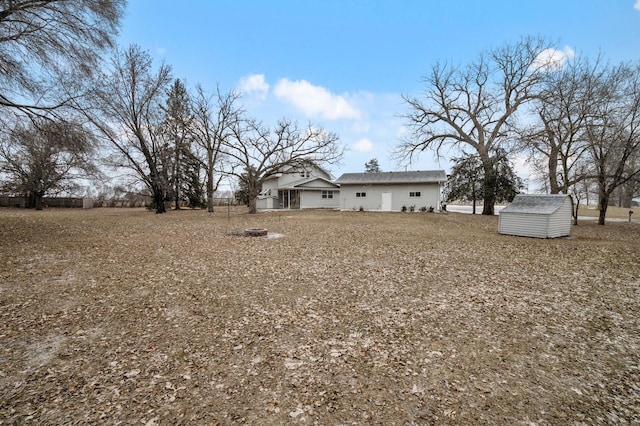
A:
273,78,361,120
156,46,167,55
635,0,640,10
353,138,374,152
238,74,270,99
533,46,576,71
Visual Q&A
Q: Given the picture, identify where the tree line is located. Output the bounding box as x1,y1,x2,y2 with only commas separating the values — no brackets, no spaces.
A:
0,1,341,214
1,4,637,224
397,36,640,224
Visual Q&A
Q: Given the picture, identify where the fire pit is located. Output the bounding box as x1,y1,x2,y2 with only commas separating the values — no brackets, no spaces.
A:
244,228,268,237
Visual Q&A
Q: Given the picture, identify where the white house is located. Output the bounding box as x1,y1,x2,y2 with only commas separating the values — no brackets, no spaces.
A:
498,194,573,238
334,170,447,211
256,161,340,210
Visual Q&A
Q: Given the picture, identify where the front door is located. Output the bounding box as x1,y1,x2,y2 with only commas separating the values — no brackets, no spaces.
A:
381,192,392,211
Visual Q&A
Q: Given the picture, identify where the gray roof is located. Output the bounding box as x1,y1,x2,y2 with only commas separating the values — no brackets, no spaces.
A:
335,170,446,185
500,194,571,215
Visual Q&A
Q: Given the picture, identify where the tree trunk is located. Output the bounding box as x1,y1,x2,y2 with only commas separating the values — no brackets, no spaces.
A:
153,183,166,214
248,197,257,214
174,146,181,211
34,191,44,210
597,191,609,226
481,163,496,216
174,176,180,210
247,182,259,214
206,170,214,213
548,148,560,194
25,192,35,209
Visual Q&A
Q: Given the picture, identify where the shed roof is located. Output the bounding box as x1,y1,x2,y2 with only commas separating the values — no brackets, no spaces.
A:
335,170,446,185
500,194,571,215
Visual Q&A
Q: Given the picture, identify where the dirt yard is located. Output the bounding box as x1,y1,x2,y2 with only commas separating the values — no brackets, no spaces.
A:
1,207,638,424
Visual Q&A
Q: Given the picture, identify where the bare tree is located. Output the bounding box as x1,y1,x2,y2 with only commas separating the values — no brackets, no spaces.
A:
87,45,173,213
0,0,125,117
0,119,97,209
226,118,342,214
520,55,604,195
398,37,552,215
585,63,640,225
189,86,242,213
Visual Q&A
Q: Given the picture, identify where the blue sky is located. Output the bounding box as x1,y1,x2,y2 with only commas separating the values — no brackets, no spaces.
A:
118,1,640,180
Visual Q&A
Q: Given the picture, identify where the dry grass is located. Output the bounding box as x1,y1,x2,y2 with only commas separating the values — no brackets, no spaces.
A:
575,205,638,220
0,207,639,425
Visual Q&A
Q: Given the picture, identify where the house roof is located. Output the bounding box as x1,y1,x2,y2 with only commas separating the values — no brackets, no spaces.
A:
334,170,447,185
500,194,571,215
263,159,334,181
279,176,340,190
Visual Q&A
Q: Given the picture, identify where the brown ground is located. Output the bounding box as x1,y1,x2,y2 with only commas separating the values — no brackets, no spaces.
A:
0,207,639,425
575,205,638,220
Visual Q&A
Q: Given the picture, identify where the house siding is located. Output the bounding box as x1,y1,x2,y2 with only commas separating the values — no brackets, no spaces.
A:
256,196,277,209
299,190,339,209
339,184,440,211
256,162,337,210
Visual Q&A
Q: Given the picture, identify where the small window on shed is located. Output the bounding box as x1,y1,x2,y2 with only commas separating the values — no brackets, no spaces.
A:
409,191,421,197
322,190,334,199
356,192,366,198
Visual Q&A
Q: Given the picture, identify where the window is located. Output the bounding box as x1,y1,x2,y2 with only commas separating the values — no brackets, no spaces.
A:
409,191,421,197
321,190,334,199
300,170,310,178
356,192,366,198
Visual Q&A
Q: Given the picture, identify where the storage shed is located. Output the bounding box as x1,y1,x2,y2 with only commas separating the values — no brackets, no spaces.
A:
498,194,572,238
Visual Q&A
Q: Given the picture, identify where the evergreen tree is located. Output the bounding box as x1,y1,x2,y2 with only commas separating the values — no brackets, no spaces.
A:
445,149,522,214
365,158,381,173
234,166,254,207
162,79,193,210
181,150,206,208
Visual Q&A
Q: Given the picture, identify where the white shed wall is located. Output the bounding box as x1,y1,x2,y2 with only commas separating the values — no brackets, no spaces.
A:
498,213,550,238
498,197,572,238
546,198,572,238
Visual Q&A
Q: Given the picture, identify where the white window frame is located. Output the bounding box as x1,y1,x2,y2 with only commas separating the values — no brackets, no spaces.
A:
409,191,421,197
356,192,367,198
321,190,334,199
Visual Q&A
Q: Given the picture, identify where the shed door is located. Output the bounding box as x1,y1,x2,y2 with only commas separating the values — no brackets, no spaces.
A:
381,192,392,211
